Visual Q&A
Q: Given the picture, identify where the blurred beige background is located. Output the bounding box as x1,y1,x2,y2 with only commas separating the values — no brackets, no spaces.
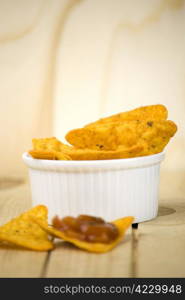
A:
0,0,185,180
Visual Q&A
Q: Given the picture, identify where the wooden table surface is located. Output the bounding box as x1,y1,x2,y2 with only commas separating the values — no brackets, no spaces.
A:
0,171,185,278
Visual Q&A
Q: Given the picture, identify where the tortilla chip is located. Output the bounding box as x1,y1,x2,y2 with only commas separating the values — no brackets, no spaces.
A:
62,144,144,160
35,216,134,253
65,119,177,154
86,104,168,127
32,137,62,151
30,137,72,160
0,205,54,251
66,121,140,150
28,105,177,161
29,149,71,160
136,120,177,155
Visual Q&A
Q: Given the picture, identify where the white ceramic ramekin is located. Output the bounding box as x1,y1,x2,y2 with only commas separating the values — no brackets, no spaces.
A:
23,152,165,223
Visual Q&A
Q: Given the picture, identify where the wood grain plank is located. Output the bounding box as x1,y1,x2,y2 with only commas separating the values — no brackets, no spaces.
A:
134,192,185,277
0,182,47,278
45,230,133,278
142,198,185,227
136,224,185,277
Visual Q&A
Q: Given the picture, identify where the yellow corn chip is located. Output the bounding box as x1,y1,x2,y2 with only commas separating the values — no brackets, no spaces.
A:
34,216,134,253
135,120,177,155
86,104,168,127
29,149,71,160
28,105,177,161
32,137,62,151
0,205,54,251
66,122,138,150
65,119,177,154
30,137,72,160
62,144,144,160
